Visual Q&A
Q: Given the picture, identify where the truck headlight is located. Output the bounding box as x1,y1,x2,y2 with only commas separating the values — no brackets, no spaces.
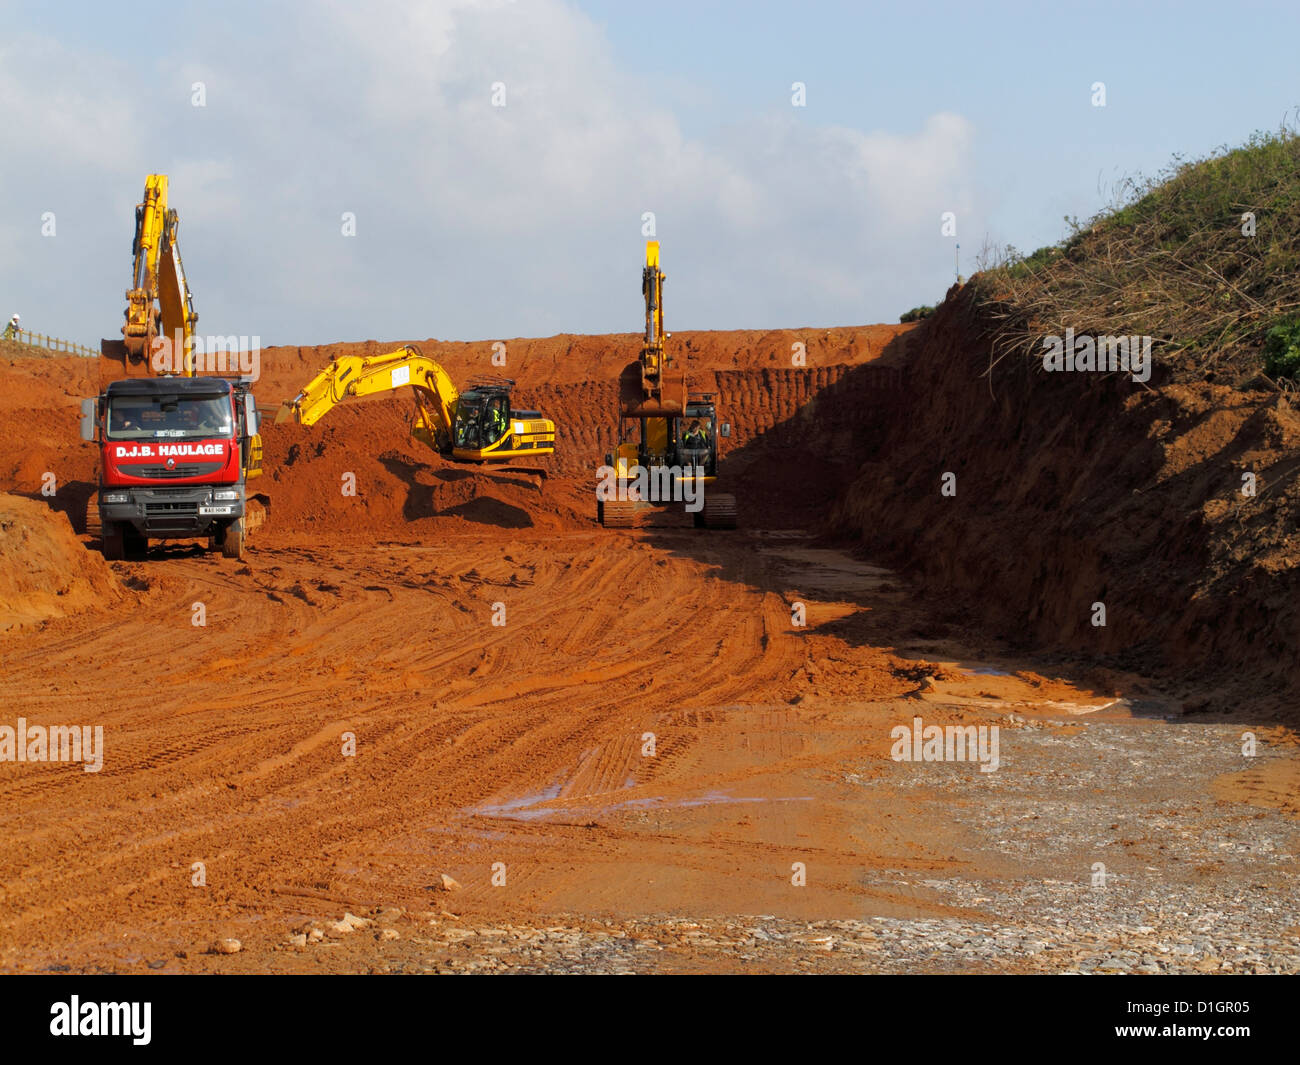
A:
212,489,239,501
101,491,128,504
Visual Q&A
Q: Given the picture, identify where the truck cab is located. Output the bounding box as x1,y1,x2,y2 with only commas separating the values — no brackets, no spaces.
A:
82,376,264,560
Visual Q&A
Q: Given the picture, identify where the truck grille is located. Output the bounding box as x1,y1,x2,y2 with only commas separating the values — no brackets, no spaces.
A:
143,496,204,533
120,462,223,479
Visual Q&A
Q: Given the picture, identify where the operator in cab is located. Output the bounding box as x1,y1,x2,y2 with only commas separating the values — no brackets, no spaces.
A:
683,419,709,450
487,397,508,443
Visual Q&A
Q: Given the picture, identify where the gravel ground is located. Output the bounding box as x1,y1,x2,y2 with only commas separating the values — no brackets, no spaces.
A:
260,717,1299,974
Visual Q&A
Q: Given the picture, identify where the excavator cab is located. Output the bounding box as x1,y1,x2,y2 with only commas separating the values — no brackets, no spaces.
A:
613,396,721,476
449,382,556,464
452,386,509,450
678,396,720,477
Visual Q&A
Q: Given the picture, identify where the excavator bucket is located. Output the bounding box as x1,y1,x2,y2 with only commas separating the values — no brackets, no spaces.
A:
618,360,686,417
98,338,151,386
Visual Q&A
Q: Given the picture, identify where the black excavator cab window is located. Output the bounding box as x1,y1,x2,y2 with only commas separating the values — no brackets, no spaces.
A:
454,390,511,450
679,404,717,470
485,397,508,444
453,397,482,449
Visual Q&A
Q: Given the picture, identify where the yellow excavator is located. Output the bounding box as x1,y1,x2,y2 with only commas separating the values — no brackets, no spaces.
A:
100,174,199,380
599,241,737,528
276,345,556,475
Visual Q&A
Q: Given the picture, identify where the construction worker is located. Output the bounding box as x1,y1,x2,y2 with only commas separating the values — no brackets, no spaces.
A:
3,313,19,340
682,419,708,450
488,398,507,443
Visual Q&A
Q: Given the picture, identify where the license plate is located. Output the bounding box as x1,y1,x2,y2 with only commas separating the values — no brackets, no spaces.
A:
198,505,233,516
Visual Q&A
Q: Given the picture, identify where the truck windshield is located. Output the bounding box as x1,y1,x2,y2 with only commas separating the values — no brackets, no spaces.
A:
105,394,234,441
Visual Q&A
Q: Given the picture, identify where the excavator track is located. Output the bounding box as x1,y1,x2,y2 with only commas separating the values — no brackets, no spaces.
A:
486,466,548,485
699,492,738,529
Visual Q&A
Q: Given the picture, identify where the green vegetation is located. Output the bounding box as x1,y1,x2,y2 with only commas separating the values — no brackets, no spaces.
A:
974,122,1300,384
1263,318,1300,379
899,305,935,323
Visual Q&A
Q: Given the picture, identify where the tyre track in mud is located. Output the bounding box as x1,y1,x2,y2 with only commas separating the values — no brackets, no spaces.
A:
0,527,882,966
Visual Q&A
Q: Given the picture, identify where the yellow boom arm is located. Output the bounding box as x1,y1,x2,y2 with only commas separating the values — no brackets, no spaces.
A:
620,240,685,416
276,345,461,451
119,174,199,373
642,240,665,390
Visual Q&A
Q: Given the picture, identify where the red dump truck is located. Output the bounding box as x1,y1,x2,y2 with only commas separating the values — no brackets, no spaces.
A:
80,375,267,560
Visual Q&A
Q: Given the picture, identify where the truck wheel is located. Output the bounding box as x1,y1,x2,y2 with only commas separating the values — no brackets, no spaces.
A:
84,494,102,541
221,517,244,560
102,521,124,560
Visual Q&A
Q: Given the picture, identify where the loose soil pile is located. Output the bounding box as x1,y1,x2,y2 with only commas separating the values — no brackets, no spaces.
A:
0,492,123,630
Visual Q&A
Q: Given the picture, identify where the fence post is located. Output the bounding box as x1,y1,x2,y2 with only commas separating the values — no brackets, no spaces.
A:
8,328,97,356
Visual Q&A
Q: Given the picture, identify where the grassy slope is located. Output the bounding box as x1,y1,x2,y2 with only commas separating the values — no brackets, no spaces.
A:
975,127,1300,386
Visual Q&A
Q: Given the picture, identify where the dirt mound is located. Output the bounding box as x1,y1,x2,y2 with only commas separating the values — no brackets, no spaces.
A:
262,405,587,539
829,284,1300,719
0,493,123,630
0,351,97,410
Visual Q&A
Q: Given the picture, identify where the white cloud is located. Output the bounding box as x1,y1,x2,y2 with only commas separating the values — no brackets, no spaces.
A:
0,0,975,345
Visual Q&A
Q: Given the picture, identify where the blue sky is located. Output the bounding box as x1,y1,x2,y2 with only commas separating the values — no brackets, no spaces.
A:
1,0,1297,347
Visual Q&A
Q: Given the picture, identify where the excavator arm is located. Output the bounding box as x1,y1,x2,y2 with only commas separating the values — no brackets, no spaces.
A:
620,240,686,417
103,174,200,379
276,345,461,452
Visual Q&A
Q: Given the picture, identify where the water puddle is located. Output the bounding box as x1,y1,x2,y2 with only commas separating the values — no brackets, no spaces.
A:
473,784,563,821
470,787,812,822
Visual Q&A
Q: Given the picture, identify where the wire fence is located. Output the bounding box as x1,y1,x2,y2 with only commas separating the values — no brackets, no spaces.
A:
3,328,98,358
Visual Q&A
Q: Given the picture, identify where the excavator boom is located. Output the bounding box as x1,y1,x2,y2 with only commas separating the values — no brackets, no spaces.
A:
621,239,685,417
278,345,460,451
101,174,200,380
